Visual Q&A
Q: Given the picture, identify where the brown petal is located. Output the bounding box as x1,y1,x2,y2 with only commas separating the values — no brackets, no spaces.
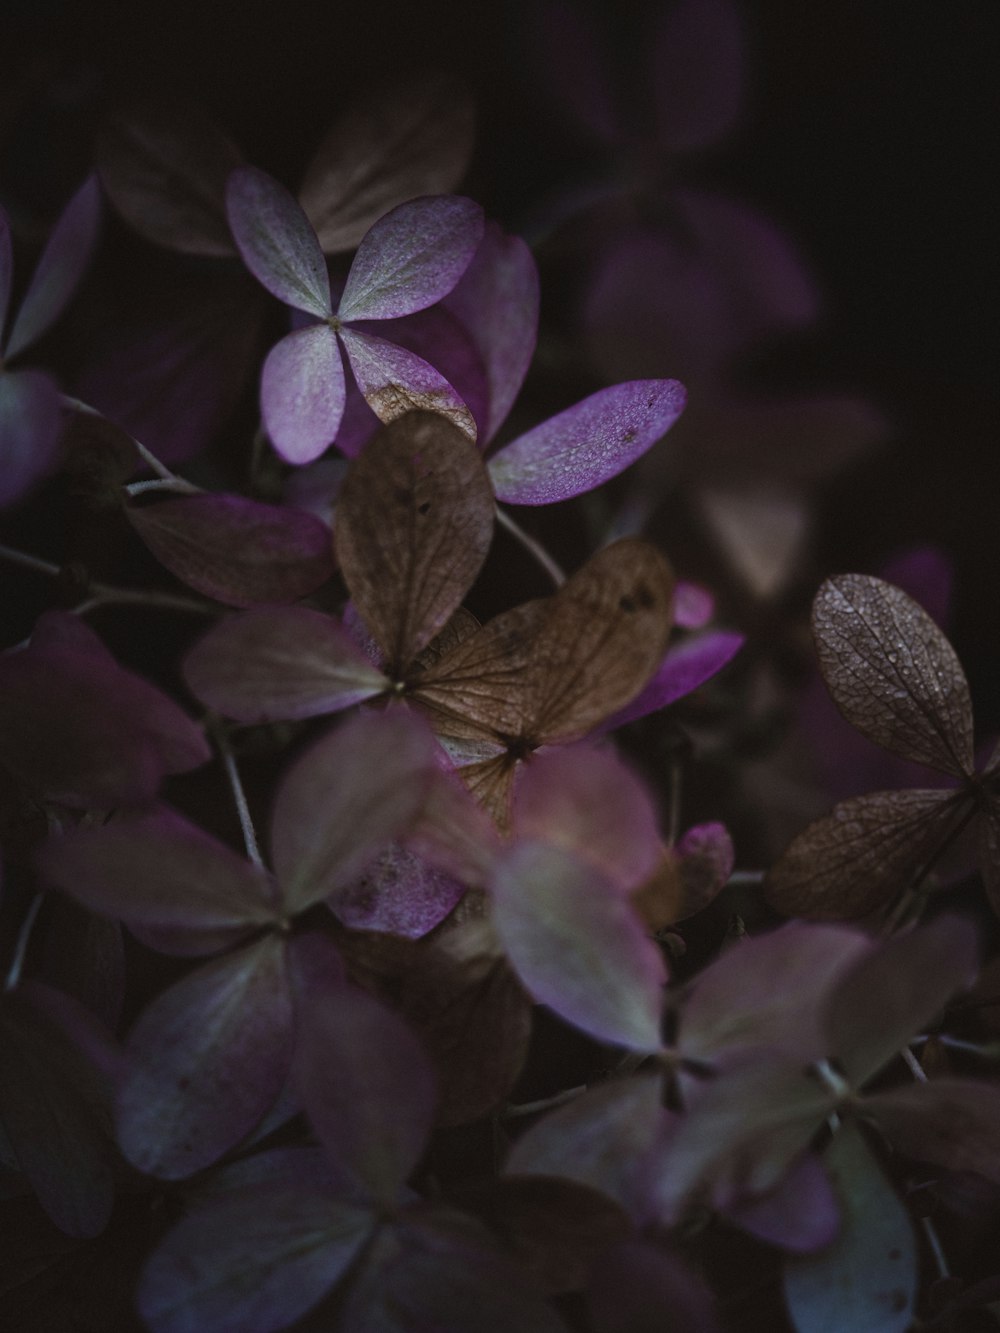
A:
813,574,975,778
764,788,962,920
334,412,495,675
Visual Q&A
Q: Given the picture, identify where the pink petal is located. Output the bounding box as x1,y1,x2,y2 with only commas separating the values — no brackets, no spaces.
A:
679,922,873,1067
337,195,484,322
270,708,438,914
226,166,332,316
128,493,335,607
261,323,346,465
652,0,746,153
488,379,685,506
0,367,63,508
598,630,744,732
117,935,293,1178
491,841,666,1051
138,1184,373,1333
506,1073,668,1225
512,745,662,893
720,1152,840,1253
184,606,387,724
294,983,437,1205
672,822,735,921
338,325,476,439
444,221,540,441
674,580,715,629
331,842,465,938
36,805,279,955
5,176,102,360
0,636,209,807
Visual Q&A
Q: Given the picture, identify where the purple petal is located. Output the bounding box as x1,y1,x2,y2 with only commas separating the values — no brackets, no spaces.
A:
443,222,540,441
674,580,715,629
652,0,746,153
671,822,735,921
721,1152,840,1253
0,986,115,1238
226,166,332,316
183,606,387,724
138,1184,373,1333
294,983,437,1205
783,1124,916,1333
76,271,264,465
0,206,13,338
598,630,744,732
680,922,872,1066
0,636,210,807
360,302,490,440
491,841,666,1051
300,71,476,254
489,379,685,505
587,1239,722,1333
512,745,661,893
337,195,483,322
270,708,438,914
338,325,476,439
331,842,465,938
5,176,101,360
28,609,112,658
128,493,336,607
37,805,279,955
506,1074,668,1225
0,367,63,508
261,323,346,465
117,935,292,1178
824,915,979,1087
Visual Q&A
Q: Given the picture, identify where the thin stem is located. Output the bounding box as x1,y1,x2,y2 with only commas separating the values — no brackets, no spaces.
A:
5,893,44,992
125,477,202,498
502,1085,586,1119
902,1046,928,1083
0,542,62,579
912,1033,1000,1059
495,505,565,588
921,1215,950,1279
726,870,765,888
62,395,201,492
214,730,265,871
73,588,218,618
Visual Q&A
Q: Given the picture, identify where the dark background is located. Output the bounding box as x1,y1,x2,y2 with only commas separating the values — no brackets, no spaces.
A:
3,0,998,711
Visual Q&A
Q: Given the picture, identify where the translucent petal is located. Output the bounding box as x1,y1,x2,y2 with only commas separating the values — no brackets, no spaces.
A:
226,165,331,316
337,325,476,440
261,323,345,465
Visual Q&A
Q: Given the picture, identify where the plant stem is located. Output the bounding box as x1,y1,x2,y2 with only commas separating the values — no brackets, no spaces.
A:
0,542,62,579
5,893,44,992
61,395,201,494
502,1085,586,1119
495,505,565,588
125,478,202,498
902,1046,928,1082
214,729,265,872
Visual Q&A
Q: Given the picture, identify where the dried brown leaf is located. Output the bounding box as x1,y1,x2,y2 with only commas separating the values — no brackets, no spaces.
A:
813,574,975,778
764,788,961,920
334,412,494,675
300,74,475,253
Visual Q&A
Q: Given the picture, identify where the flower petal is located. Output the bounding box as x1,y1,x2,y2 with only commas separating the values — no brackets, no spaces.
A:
0,367,63,508
184,605,387,724
128,493,335,607
270,708,438,914
5,176,102,360
491,841,667,1052
488,379,685,506
597,629,744,732
444,221,540,441
96,97,243,256
261,323,345,465
301,72,475,253
338,325,476,440
338,195,483,322
117,935,292,1178
226,165,332,316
